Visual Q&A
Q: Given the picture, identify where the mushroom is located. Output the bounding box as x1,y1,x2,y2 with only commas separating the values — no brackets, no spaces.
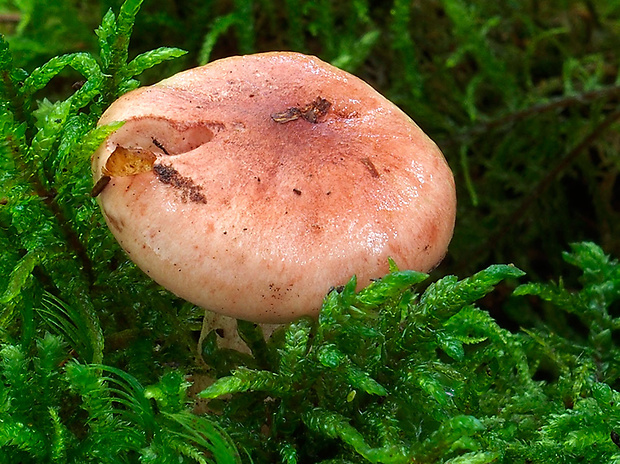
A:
91,52,456,324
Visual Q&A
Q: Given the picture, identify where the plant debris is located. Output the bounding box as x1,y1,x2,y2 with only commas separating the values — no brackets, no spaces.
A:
271,97,331,124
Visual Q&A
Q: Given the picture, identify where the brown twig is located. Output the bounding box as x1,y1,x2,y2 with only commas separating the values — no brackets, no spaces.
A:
478,107,620,259
442,84,620,147
0,13,21,23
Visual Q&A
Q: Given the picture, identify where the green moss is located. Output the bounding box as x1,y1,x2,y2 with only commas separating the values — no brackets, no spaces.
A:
2,0,620,462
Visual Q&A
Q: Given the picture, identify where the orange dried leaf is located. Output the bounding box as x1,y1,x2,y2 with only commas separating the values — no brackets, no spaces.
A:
103,146,156,177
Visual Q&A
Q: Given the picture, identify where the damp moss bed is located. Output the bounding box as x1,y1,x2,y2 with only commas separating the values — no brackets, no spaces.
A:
2,1,620,462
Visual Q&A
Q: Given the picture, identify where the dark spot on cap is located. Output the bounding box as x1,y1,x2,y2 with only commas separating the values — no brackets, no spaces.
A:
153,163,207,203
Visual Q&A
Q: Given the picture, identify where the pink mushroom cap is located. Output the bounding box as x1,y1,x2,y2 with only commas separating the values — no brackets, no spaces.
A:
92,52,456,323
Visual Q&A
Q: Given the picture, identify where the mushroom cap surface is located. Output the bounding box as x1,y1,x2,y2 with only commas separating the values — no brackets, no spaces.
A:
92,52,456,322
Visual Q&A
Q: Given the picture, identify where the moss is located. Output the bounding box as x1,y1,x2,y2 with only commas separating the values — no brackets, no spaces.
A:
2,0,620,462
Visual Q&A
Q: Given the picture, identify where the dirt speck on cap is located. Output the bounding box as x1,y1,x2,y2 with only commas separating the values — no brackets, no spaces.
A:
153,163,207,204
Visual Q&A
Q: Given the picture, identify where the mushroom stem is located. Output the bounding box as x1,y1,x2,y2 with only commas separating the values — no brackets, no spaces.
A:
198,311,279,357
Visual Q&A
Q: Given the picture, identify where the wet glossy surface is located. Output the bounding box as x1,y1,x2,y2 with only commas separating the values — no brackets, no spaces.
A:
92,52,456,322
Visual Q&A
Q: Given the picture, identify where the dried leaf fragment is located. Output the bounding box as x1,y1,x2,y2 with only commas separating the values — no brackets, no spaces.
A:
271,97,331,124
102,146,157,177
92,146,158,197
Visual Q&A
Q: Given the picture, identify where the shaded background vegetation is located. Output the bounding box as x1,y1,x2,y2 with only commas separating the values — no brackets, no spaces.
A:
2,1,620,462
2,0,619,280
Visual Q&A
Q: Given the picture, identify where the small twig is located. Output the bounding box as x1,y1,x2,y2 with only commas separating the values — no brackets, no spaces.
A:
479,107,620,258
442,84,620,146
0,13,21,23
